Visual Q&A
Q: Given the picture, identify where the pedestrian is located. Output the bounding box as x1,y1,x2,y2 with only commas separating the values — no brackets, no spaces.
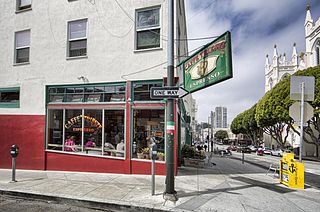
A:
204,144,207,152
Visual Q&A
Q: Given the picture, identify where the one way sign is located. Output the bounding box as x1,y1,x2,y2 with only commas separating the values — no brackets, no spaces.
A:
150,87,189,99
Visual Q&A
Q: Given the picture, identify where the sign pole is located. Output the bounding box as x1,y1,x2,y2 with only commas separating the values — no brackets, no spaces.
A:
299,82,305,163
164,0,177,201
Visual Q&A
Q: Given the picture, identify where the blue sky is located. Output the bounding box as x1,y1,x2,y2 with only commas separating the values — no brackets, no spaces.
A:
185,0,320,124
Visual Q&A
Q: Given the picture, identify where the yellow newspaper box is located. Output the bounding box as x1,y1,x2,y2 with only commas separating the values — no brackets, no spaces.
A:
280,153,304,189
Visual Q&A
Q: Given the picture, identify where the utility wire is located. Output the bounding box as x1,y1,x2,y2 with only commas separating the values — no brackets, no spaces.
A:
121,44,205,80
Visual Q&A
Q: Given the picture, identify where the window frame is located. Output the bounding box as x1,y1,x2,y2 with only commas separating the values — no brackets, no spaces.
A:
14,29,31,65
0,87,20,108
16,0,32,12
67,18,88,58
135,6,161,51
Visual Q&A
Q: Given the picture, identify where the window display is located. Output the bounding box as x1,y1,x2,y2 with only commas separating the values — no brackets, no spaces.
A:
47,108,124,158
132,109,165,160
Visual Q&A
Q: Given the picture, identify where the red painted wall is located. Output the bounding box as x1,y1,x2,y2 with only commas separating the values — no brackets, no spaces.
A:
131,160,166,175
0,115,45,170
45,152,128,173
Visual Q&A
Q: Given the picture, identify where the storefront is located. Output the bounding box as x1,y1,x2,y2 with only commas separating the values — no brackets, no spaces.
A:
44,80,178,175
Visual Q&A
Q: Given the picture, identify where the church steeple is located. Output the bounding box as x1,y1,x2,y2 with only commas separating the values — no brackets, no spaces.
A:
273,44,278,67
292,43,298,66
305,3,314,36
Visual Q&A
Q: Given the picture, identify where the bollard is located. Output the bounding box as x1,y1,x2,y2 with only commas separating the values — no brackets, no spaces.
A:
10,144,19,182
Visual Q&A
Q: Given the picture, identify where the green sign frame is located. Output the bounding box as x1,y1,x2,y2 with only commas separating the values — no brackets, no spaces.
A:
183,31,233,93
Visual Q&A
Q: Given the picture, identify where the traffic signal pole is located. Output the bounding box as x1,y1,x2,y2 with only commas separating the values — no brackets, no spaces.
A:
163,0,177,201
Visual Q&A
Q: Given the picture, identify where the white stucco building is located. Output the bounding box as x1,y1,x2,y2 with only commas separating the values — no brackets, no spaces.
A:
0,0,189,174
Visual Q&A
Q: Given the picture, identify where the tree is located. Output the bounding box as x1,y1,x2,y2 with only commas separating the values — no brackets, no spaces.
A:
292,66,320,157
242,104,264,146
255,77,294,148
230,112,246,135
214,130,228,141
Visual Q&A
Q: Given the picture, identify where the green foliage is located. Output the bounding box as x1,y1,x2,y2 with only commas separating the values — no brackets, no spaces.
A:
231,112,246,134
214,130,229,140
182,144,196,158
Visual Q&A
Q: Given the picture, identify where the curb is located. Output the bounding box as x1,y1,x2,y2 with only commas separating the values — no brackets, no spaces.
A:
0,190,168,212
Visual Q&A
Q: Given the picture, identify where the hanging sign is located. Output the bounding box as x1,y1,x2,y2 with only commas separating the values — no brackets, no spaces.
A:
183,31,233,93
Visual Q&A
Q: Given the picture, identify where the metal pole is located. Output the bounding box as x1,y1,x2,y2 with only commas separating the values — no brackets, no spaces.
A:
299,82,305,163
242,152,244,164
12,157,16,182
151,159,155,195
210,111,214,152
164,0,176,199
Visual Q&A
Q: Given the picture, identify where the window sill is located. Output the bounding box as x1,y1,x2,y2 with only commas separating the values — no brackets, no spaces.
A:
134,47,163,53
66,55,88,60
0,103,20,108
13,62,30,66
15,7,32,14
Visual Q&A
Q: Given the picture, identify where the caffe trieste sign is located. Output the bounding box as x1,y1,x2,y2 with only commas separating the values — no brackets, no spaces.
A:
183,31,233,93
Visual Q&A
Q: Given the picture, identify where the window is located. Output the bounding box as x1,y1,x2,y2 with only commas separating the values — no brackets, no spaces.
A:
68,19,87,57
135,7,160,50
0,87,20,108
48,84,125,103
132,109,165,160
47,108,125,158
15,30,30,64
133,81,162,101
16,0,32,11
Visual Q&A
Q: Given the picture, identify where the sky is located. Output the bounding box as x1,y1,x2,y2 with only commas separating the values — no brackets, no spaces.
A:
184,0,320,125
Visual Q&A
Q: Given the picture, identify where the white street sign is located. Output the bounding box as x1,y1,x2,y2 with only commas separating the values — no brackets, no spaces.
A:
289,102,314,126
290,76,315,101
178,87,189,98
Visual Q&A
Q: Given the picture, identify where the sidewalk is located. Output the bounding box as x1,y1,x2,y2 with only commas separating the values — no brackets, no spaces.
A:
0,155,320,211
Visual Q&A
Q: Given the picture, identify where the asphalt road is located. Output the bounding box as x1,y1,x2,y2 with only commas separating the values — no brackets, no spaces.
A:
0,195,116,212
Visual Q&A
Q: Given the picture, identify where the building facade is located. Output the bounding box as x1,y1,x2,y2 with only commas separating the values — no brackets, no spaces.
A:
0,0,189,174
263,4,320,156
213,106,227,129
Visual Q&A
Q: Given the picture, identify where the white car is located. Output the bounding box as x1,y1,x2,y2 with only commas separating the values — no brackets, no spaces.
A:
270,149,283,157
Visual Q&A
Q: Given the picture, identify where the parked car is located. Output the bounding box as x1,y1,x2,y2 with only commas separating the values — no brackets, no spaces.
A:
248,145,258,152
219,149,232,156
257,148,264,156
271,149,291,157
263,147,272,155
227,145,237,151
237,146,251,153
270,149,282,156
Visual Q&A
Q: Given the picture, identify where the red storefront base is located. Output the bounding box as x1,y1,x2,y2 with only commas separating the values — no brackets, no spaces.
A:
0,115,176,176
0,115,45,170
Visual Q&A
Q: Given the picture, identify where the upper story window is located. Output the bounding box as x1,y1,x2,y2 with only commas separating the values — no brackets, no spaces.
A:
0,87,20,108
68,19,87,58
15,30,30,64
16,0,32,11
135,7,160,50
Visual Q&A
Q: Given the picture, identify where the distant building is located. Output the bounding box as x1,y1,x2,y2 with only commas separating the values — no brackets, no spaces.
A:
213,106,227,129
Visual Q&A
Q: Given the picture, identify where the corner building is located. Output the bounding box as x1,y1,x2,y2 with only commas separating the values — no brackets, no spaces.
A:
0,0,189,175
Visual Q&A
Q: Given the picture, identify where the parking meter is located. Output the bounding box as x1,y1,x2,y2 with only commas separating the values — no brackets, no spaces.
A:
150,142,158,160
10,145,19,158
10,144,19,182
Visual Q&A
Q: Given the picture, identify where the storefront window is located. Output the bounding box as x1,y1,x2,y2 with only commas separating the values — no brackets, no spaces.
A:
133,82,162,101
64,109,83,152
47,109,63,150
132,109,165,161
104,110,125,158
47,108,124,158
83,109,103,155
